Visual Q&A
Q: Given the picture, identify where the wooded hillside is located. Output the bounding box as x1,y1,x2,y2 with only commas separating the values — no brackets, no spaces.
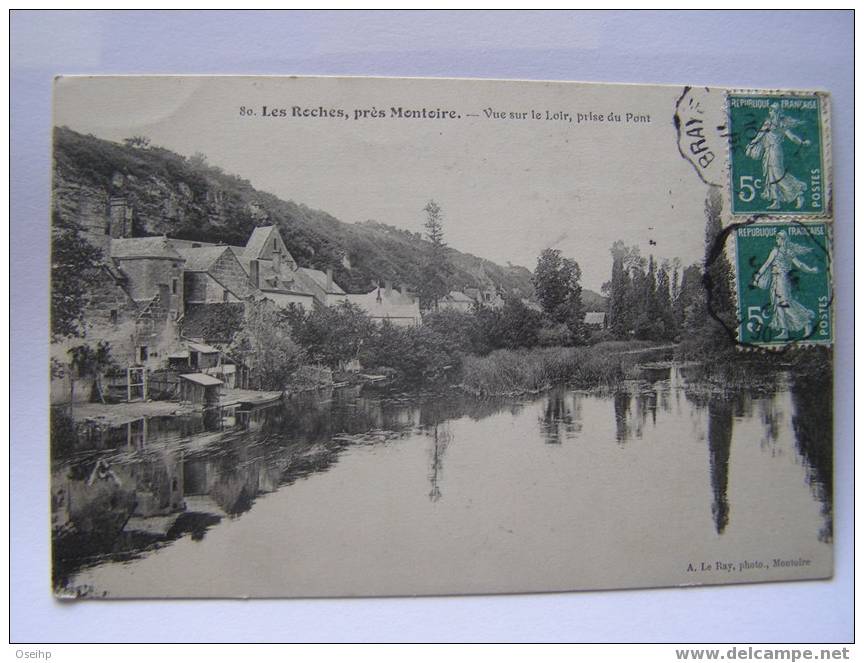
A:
53,126,606,308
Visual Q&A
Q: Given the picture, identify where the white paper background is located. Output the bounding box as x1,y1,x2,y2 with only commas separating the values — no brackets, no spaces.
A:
10,10,853,643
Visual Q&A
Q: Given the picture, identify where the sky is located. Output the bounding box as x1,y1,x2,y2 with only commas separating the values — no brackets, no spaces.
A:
54,75,710,292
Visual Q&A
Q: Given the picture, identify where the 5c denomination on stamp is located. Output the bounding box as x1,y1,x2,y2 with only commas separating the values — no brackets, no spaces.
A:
728,94,827,216
734,222,832,347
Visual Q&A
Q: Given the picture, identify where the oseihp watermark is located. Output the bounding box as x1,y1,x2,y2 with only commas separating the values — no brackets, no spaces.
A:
14,651,53,661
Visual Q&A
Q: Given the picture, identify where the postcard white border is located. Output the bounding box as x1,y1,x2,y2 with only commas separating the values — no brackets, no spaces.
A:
10,9,853,644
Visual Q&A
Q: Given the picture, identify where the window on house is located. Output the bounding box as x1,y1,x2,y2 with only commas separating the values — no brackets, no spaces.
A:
138,346,149,363
172,278,178,295
273,238,277,251
109,309,118,324
223,289,230,302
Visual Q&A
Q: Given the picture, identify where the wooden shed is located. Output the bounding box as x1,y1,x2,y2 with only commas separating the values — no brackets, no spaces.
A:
179,373,223,406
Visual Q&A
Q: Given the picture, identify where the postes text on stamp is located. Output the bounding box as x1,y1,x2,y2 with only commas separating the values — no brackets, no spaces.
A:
728,94,826,216
734,222,832,347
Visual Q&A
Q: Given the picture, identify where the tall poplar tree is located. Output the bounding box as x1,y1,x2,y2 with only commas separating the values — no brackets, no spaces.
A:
418,200,451,310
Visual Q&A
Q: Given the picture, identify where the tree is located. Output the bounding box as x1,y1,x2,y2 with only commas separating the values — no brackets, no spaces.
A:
359,322,454,386
703,186,735,333
289,302,374,370
605,241,631,339
418,200,451,310
123,135,151,149
676,263,706,331
51,212,104,340
231,299,304,390
655,259,677,340
476,299,543,350
671,257,682,303
532,248,585,343
422,309,488,356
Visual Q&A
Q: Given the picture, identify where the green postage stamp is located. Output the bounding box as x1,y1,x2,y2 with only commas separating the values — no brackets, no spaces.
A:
728,94,826,215
734,222,832,346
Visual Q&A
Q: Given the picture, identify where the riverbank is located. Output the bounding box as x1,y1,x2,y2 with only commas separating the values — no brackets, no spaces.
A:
457,341,674,396
60,388,283,427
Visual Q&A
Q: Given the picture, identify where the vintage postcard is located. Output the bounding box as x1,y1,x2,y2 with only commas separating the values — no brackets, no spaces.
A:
50,76,834,598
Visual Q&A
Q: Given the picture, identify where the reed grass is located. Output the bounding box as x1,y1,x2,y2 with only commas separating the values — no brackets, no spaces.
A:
459,343,646,396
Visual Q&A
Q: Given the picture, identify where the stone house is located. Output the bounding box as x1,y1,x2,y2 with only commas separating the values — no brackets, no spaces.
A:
584,311,608,329
297,266,349,307
107,236,186,366
345,282,422,327
228,226,316,310
464,286,504,308
171,244,256,305
52,200,354,402
439,290,475,313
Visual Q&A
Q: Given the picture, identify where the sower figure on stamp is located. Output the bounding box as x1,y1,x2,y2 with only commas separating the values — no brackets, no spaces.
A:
752,230,818,340
745,103,811,210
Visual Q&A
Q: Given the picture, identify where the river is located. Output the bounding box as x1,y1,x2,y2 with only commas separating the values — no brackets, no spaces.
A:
52,363,832,598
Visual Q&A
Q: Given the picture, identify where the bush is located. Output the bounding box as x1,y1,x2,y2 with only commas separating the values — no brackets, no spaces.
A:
359,322,455,386
288,302,374,370
422,309,488,356
476,299,543,351
537,321,573,347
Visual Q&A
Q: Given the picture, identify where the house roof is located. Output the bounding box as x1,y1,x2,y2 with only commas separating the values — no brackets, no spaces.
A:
182,303,246,344
258,290,315,307
345,288,421,321
174,245,229,272
180,373,223,387
298,267,346,294
445,290,474,303
187,341,220,354
244,226,279,260
228,246,252,275
584,311,607,325
111,236,183,260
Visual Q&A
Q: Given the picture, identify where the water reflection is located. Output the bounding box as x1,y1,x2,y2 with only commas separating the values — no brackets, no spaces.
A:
539,391,582,444
707,398,733,535
790,373,833,543
427,423,452,502
52,363,834,595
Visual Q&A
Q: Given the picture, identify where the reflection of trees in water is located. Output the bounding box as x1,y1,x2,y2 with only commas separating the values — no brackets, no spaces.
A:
539,389,582,445
684,390,741,536
790,370,833,543
707,397,733,535
610,367,678,444
613,391,632,443
427,423,453,502
686,366,833,544
418,394,513,426
757,399,782,452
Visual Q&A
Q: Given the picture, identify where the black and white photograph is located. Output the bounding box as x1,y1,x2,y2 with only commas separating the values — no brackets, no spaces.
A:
48,75,835,599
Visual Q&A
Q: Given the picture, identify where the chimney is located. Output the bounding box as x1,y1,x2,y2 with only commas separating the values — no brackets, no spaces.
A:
250,260,260,288
385,280,392,298
326,268,333,293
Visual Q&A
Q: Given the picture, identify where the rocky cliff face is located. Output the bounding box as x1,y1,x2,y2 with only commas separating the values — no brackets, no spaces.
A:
53,126,605,307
